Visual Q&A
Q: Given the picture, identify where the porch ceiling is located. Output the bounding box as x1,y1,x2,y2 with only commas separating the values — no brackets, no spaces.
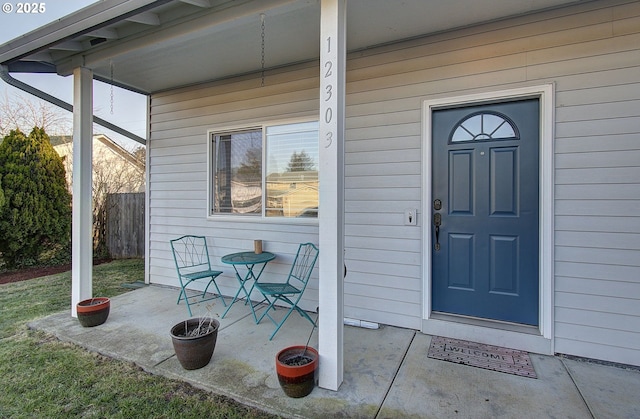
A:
0,0,583,94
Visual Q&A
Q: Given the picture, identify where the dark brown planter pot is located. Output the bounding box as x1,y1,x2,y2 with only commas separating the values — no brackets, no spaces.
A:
276,346,318,398
76,297,110,327
170,318,219,370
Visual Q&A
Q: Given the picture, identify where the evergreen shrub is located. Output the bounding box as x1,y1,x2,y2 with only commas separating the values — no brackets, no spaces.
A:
0,127,72,268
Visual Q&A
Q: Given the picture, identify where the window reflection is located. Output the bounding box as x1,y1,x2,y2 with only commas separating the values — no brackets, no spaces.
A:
210,121,319,218
213,130,262,214
266,121,319,218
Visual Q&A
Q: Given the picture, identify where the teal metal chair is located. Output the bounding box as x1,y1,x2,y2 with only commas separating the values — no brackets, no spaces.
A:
254,243,319,340
170,235,227,316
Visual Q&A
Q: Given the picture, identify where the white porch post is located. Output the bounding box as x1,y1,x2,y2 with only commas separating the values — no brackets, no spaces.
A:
71,67,93,317
318,0,346,391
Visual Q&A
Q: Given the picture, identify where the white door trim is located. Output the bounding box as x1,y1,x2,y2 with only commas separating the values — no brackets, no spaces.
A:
421,84,555,355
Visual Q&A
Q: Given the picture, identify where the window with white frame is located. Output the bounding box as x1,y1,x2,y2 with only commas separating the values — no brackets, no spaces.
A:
209,120,319,218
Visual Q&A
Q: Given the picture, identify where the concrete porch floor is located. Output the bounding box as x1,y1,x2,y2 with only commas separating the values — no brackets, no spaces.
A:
29,285,639,418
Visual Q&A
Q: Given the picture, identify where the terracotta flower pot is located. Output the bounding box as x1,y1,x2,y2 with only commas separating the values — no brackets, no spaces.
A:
276,345,318,398
170,318,219,370
76,297,110,327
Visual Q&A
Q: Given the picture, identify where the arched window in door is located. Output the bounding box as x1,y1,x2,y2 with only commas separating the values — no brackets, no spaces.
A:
450,111,519,143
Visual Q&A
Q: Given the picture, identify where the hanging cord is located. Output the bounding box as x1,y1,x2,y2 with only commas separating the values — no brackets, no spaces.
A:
260,13,266,87
109,60,114,115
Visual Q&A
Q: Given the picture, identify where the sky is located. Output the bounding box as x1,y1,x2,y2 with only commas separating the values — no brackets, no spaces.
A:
0,0,147,151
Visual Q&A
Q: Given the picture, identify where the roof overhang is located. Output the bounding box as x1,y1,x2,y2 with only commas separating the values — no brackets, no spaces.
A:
0,0,586,94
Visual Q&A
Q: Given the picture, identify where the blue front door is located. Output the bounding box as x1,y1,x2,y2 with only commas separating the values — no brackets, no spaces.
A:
431,99,540,326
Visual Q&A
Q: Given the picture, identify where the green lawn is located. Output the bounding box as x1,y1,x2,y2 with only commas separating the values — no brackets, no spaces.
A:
0,259,280,419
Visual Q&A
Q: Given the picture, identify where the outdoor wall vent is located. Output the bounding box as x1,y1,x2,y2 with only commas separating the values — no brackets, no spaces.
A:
90,37,107,46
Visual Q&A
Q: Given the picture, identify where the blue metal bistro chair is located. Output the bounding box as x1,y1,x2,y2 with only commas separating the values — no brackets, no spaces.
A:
255,243,319,340
170,235,227,316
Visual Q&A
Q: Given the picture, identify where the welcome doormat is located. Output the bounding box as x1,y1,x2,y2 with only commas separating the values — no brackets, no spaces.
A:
427,336,537,378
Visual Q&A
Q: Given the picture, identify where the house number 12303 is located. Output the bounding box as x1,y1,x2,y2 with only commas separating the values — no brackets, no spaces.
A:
324,37,334,148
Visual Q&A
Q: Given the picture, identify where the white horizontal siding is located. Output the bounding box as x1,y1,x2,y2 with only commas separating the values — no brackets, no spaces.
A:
556,216,640,234
148,62,321,313
548,1,640,365
148,0,640,363
343,0,640,340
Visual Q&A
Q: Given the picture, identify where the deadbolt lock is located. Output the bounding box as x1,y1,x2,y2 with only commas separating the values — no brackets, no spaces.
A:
434,199,442,210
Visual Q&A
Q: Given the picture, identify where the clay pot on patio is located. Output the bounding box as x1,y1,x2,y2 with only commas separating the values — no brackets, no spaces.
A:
76,297,110,327
170,318,219,370
276,345,318,398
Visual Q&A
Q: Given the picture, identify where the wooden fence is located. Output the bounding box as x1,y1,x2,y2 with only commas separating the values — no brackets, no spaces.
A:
106,192,145,258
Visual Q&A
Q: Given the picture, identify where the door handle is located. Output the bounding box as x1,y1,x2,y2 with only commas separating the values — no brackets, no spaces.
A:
433,213,441,251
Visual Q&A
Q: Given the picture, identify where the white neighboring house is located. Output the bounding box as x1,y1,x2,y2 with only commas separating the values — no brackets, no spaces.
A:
52,134,145,195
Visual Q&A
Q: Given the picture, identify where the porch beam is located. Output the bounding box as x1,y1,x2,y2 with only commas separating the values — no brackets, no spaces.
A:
318,0,346,391
71,67,94,317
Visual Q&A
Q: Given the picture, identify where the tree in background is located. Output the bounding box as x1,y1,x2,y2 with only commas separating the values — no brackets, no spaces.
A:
54,136,145,257
0,127,72,268
0,91,71,137
131,146,146,165
287,150,315,172
91,144,145,257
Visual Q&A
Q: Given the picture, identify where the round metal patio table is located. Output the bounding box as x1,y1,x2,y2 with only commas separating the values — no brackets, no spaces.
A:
220,251,275,322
